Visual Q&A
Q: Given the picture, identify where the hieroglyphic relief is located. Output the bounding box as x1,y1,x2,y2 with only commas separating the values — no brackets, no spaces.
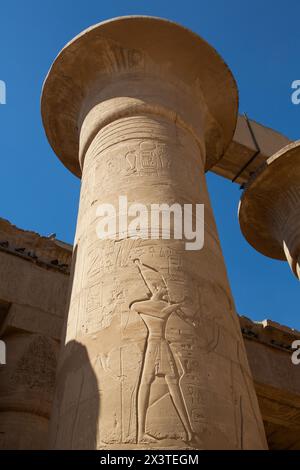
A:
129,258,222,444
123,141,171,177
130,259,194,443
100,40,146,75
69,232,254,447
85,278,125,335
94,343,143,445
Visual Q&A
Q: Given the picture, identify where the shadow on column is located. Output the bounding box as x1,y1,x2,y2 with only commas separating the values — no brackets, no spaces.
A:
49,244,100,450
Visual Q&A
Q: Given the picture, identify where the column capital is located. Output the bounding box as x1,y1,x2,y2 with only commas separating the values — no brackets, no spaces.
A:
239,140,300,279
41,15,238,177
43,17,267,450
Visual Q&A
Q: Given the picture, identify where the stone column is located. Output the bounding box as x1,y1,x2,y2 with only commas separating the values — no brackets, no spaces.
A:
42,16,267,450
239,141,300,280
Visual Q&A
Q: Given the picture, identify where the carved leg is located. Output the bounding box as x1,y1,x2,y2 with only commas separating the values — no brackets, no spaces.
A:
165,374,193,442
137,342,156,443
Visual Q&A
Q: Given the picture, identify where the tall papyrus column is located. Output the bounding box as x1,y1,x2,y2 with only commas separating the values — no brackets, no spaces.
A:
42,16,267,450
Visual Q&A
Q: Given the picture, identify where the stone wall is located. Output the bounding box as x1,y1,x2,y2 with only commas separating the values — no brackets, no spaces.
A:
0,219,72,449
241,317,300,450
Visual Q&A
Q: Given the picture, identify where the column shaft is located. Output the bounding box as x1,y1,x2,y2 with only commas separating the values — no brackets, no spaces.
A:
49,113,266,449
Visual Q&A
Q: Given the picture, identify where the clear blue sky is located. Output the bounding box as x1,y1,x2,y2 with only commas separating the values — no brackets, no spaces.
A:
0,1,299,328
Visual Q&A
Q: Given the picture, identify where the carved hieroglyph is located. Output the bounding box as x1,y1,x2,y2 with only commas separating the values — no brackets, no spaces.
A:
41,17,267,449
